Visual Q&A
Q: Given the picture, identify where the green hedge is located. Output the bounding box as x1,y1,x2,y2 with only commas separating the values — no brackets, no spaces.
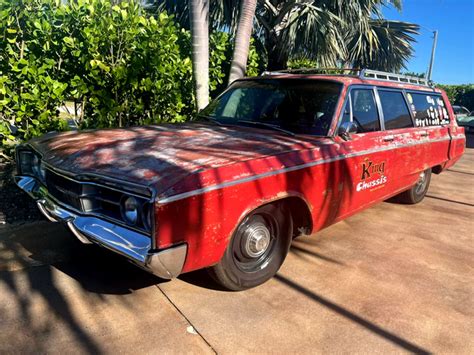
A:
437,84,474,111
0,0,261,157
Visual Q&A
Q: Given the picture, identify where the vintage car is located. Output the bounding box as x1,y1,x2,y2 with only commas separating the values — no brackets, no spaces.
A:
15,69,466,290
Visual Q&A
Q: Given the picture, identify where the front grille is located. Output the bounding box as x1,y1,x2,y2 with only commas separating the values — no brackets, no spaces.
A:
45,169,122,217
46,170,83,211
43,168,152,234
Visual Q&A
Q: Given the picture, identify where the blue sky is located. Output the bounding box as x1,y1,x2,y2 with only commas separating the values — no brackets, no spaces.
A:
383,0,474,84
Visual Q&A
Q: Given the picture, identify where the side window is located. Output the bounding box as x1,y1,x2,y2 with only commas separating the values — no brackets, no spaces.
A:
378,90,413,130
350,89,380,132
407,92,450,127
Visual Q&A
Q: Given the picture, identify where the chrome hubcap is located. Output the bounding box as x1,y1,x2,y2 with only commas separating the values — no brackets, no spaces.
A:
243,222,271,258
415,171,427,194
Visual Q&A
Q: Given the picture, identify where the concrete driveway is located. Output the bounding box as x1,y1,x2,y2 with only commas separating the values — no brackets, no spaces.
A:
1,138,473,354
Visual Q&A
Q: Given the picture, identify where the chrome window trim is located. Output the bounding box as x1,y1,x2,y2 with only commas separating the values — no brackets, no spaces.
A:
335,84,437,134
338,84,383,134
375,87,415,130
373,86,385,131
335,85,382,134
158,135,454,205
335,88,352,130
401,89,416,126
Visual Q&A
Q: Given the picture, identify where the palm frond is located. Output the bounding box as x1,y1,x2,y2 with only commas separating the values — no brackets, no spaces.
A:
347,20,419,71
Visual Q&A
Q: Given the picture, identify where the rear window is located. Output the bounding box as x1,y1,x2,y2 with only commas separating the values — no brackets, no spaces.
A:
407,92,450,127
378,90,413,130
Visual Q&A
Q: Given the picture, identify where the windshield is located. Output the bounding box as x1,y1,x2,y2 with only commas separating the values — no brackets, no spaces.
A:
199,79,342,136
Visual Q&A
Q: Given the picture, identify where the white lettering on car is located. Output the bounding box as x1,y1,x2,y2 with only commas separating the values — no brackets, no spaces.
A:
357,158,388,192
356,176,388,192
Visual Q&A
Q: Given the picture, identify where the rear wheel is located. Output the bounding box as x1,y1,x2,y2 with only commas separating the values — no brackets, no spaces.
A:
396,168,432,204
208,203,292,291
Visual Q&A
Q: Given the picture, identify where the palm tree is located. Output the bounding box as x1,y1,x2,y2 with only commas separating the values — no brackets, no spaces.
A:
189,0,210,110
346,19,420,72
150,0,419,75
252,0,419,71
228,0,257,84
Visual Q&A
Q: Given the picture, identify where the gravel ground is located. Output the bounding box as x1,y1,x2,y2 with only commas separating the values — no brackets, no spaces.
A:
0,161,42,226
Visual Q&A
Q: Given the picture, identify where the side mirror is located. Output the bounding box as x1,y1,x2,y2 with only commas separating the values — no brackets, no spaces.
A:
338,121,358,138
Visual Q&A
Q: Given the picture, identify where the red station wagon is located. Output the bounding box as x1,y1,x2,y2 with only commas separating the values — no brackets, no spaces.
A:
15,69,466,290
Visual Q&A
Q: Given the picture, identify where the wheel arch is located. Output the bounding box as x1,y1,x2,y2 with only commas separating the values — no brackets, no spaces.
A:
231,192,313,243
431,164,444,174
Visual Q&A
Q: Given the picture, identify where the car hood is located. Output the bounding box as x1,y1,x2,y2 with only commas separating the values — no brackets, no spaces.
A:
29,123,319,195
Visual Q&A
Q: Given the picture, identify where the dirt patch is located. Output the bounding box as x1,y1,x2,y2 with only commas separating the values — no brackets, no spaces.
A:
0,161,42,226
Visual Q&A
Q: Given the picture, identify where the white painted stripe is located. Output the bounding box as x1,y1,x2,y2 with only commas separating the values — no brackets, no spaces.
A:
157,136,454,204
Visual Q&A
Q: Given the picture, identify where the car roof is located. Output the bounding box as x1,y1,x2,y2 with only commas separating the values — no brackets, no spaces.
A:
239,74,441,94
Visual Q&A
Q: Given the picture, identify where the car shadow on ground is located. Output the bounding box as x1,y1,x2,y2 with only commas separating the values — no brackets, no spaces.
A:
0,222,171,352
1,222,166,295
273,275,430,354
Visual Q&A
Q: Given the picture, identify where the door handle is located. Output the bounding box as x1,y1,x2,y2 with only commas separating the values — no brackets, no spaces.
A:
383,135,395,142
419,130,429,137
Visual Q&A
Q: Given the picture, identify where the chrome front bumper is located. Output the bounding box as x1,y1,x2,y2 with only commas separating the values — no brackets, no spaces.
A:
15,176,187,279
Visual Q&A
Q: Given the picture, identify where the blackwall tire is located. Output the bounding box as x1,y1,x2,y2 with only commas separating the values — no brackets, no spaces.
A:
396,168,432,204
208,203,292,291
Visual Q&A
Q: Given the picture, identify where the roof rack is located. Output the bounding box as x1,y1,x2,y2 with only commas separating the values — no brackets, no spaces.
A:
359,69,432,87
261,67,433,87
262,68,360,76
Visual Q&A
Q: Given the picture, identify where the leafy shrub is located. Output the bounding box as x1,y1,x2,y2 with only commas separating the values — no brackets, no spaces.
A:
66,1,194,128
287,57,318,70
0,0,262,157
437,84,474,111
0,0,69,156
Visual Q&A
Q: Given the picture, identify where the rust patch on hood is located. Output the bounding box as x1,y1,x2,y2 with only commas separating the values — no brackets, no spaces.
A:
29,123,326,194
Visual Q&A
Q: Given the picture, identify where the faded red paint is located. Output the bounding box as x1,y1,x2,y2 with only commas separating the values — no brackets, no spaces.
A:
28,75,466,274
153,78,466,273
29,124,317,195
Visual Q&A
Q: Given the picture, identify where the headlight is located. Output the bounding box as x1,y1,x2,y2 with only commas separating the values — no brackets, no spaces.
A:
19,150,35,175
18,150,42,178
121,196,140,225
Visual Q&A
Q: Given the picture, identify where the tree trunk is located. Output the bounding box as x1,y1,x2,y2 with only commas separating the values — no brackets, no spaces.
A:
228,0,257,85
189,0,210,111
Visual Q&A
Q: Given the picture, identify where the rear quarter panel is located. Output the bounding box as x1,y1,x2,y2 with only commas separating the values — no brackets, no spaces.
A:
441,90,466,168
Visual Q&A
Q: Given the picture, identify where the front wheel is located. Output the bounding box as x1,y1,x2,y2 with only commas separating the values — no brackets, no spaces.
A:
396,168,432,204
208,203,292,291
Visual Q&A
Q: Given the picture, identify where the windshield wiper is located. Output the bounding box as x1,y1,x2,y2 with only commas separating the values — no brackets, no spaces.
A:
197,115,223,126
237,120,295,136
